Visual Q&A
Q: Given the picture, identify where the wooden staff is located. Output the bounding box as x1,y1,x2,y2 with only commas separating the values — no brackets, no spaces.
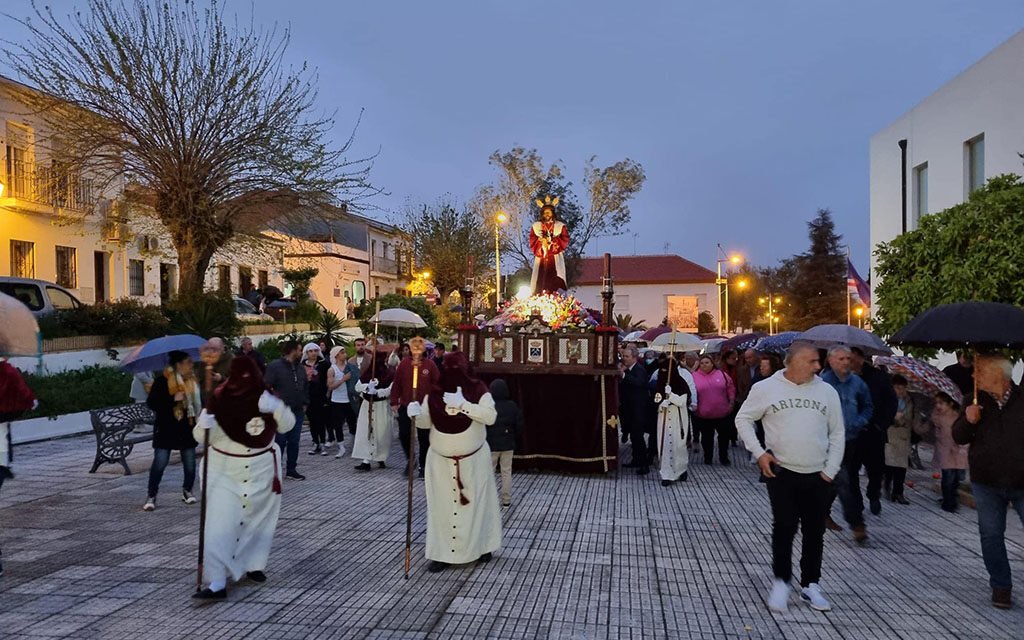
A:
404,361,419,579
366,301,382,441
196,353,215,592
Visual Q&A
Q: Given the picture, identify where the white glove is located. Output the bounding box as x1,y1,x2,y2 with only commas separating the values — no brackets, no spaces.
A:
197,410,217,430
660,399,671,410
406,401,422,417
664,384,672,395
366,378,378,394
443,386,466,410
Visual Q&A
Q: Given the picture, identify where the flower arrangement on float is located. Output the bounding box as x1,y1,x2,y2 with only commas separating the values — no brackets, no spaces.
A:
488,292,598,331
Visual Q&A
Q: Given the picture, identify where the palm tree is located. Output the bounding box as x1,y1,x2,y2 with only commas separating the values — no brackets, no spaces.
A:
613,313,646,332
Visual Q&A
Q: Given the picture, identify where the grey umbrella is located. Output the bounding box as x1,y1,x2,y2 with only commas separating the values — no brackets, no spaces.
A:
797,324,892,357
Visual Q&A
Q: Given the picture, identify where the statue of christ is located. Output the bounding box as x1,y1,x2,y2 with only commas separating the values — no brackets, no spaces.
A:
529,196,570,295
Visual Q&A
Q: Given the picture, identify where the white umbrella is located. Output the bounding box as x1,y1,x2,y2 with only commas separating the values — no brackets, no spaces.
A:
701,338,727,355
622,330,645,342
648,331,703,353
368,308,427,329
0,292,41,358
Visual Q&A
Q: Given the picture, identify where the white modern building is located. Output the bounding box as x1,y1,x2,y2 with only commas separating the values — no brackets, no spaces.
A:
572,254,718,332
869,29,1024,292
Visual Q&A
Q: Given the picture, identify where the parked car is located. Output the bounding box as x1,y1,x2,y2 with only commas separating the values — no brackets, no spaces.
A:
234,296,274,322
263,297,329,321
0,277,84,317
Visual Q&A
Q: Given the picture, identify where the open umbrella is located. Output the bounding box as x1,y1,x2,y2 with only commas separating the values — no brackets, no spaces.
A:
120,334,206,374
369,308,428,329
889,301,1024,350
639,326,671,342
721,332,765,353
873,355,963,406
701,338,727,355
797,324,891,357
753,331,802,356
0,292,42,358
648,331,703,353
622,330,645,342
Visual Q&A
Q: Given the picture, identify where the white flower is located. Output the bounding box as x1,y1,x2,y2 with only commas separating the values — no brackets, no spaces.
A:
245,417,266,436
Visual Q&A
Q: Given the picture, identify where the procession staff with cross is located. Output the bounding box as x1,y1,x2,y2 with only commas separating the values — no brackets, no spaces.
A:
653,329,693,487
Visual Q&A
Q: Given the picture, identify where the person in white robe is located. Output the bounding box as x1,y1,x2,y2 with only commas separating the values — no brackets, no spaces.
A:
192,356,295,601
352,349,394,471
653,356,692,486
407,352,501,572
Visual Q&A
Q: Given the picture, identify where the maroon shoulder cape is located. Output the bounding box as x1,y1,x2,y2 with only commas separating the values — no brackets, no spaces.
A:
207,356,278,449
426,352,489,434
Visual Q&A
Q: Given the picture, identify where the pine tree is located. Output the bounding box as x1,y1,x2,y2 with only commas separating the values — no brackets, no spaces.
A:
786,209,847,330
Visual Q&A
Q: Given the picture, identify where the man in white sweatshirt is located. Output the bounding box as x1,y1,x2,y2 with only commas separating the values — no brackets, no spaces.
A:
735,342,846,614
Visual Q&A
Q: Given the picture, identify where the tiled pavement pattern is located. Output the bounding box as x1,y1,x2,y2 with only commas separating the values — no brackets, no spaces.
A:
2,430,1024,640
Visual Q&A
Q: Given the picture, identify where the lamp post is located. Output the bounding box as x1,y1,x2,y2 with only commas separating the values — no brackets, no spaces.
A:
716,244,743,334
494,211,508,306
759,294,783,335
854,305,865,329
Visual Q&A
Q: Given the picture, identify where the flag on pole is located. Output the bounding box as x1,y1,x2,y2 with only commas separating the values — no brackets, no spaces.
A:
847,259,871,307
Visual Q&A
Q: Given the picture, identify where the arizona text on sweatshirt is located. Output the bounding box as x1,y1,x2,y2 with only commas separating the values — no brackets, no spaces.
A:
735,370,846,479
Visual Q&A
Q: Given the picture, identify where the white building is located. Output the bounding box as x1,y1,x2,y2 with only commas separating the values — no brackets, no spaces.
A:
869,29,1024,292
0,74,284,305
572,254,718,331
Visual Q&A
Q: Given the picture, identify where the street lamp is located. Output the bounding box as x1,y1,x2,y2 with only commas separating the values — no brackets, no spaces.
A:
759,295,783,335
716,244,743,334
495,211,508,305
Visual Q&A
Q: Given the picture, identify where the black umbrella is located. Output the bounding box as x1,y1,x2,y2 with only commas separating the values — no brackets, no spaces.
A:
889,301,1024,350
889,301,1024,404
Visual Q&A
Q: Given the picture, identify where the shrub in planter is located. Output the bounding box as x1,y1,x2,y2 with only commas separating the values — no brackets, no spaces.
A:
38,300,170,344
255,331,310,364
165,292,242,340
23,365,133,419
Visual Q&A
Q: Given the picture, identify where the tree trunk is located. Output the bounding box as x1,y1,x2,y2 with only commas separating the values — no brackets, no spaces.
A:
174,240,215,297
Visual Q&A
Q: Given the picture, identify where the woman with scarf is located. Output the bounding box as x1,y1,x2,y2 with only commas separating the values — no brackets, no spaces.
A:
144,350,201,511
352,349,394,471
302,343,331,456
654,356,693,487
192,356,296,600
407,352,500,573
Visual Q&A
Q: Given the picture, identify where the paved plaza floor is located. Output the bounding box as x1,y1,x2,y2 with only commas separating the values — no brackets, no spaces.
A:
1,429,1023,639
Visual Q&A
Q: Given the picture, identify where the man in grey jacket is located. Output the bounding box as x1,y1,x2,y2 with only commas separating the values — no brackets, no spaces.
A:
736,342,846,614
264,340,308,480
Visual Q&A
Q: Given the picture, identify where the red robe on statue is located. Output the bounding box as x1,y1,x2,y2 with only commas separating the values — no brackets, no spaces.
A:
529,220,569,294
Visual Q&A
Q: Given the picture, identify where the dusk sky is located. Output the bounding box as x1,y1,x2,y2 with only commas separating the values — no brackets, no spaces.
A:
5,1,1024,273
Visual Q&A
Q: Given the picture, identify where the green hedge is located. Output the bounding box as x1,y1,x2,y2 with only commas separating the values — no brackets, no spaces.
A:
23,365,133,419
38,299,170,343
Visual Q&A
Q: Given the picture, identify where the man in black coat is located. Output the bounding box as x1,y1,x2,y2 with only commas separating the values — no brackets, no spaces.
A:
620,345,652,474
850,347,897,517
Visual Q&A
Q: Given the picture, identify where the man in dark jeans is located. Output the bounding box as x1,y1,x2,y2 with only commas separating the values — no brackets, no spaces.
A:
736,342,845,613
264,340,307,480
820,346,873,542
620,345,652,474
850,347,898,516
953,354,1024,609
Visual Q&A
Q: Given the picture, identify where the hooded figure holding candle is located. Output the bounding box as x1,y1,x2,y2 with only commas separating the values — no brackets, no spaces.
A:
408,351,500,572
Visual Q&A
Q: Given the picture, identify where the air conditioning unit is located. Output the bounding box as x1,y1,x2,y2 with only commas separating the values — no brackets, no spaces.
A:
137,234,160,251
148,236,159,251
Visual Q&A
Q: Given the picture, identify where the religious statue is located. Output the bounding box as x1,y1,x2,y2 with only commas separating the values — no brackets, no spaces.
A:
529,195,570,295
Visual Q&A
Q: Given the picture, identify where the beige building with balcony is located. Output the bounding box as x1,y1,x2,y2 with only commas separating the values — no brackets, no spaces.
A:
0,74,284,305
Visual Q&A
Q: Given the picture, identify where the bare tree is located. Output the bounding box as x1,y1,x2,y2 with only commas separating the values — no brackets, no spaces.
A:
3,0,379,294
474,147,646,274
398,198,492,300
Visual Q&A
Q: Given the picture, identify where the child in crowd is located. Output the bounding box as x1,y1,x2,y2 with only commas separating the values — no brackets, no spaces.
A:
487,378,522,507
931,391,968,512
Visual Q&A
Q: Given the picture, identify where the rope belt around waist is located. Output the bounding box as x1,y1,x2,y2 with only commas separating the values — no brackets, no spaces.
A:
211,445,282,494
439,443,484,506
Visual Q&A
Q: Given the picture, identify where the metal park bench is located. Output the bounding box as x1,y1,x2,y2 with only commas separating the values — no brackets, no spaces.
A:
88,404,155,475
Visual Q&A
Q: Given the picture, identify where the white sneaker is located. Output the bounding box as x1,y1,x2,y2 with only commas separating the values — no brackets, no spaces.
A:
182,490,197,505
335,444,347,459
800,583,832,611
143,497,156,511
767,579,791,612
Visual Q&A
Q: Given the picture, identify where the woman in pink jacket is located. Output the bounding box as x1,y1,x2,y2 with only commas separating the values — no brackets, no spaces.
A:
931,391,968,512
693,355,736,465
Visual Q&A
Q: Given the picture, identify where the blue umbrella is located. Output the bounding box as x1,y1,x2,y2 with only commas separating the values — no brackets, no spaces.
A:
753,331,802,355
120,334,207,374
721,332,766,353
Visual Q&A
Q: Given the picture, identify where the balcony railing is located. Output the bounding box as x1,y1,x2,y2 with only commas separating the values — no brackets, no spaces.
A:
5,159,98,211
372,255,398,276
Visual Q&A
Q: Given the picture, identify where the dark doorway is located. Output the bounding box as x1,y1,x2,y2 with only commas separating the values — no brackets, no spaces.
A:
93,251,108,302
